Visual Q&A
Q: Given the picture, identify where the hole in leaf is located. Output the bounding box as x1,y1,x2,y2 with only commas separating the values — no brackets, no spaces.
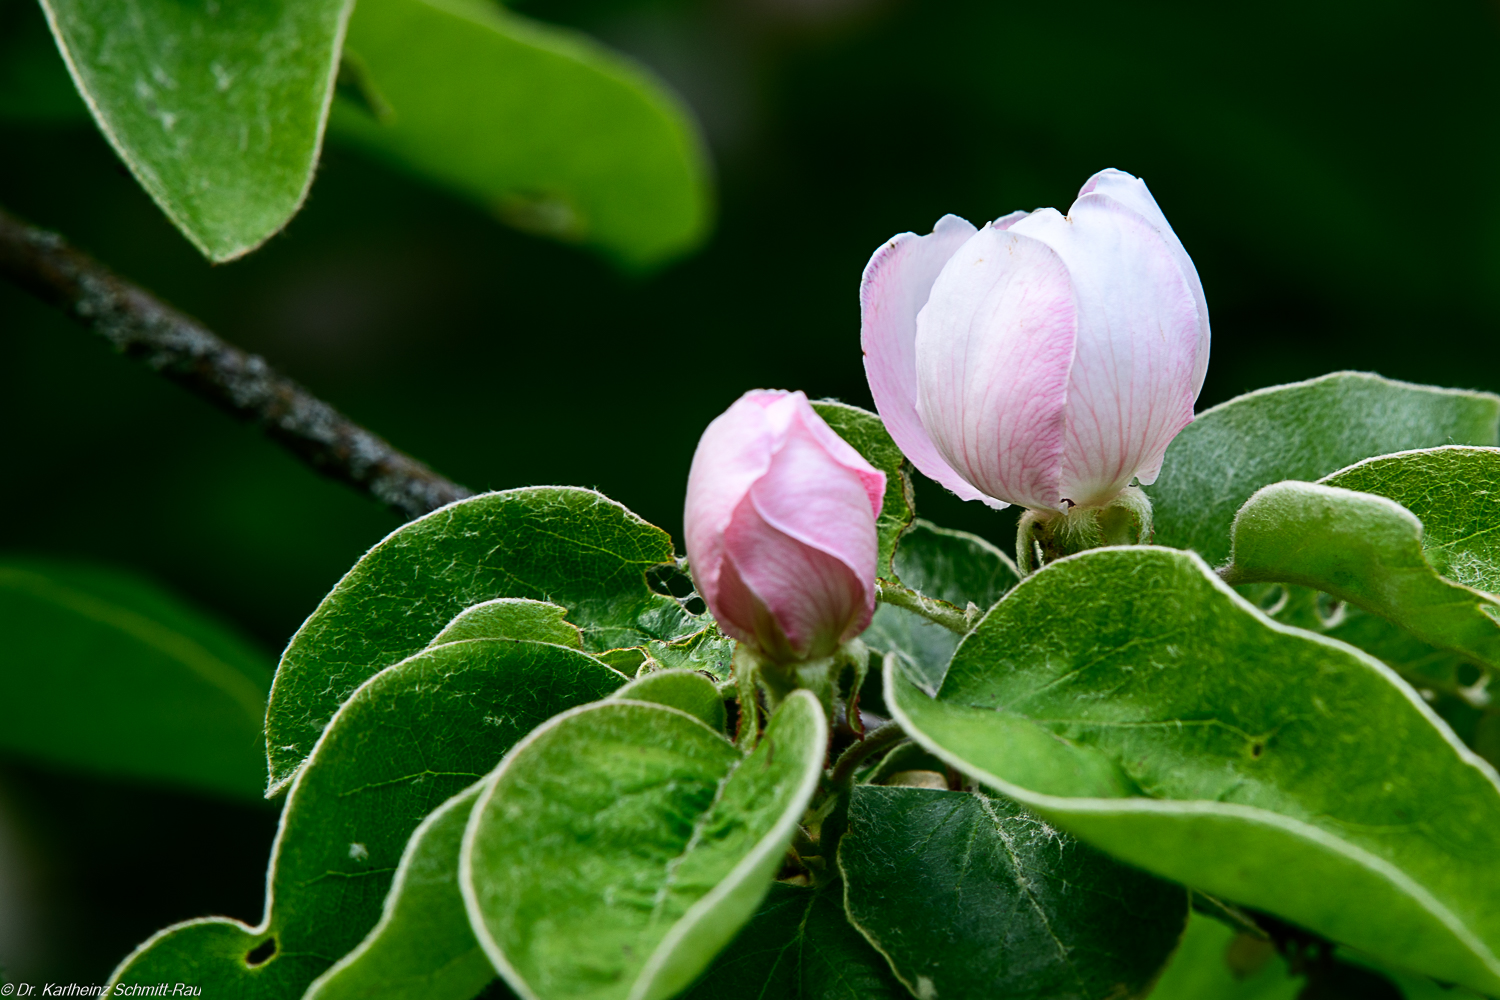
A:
245,937,277,967
647,562,704,615
1256,585,1288,617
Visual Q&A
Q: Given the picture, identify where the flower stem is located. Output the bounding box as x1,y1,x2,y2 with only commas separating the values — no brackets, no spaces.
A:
874,580,976,634
828,720,909,788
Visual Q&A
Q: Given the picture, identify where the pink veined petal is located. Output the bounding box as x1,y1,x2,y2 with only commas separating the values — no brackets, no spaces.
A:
683,390,785,625
1079,169,1211,399
720,492,868,660
859,215,1002,507
913,223,1078,512
784,393,886,518
994,210,1030,230
1009,198,1202,506
745,409,880,631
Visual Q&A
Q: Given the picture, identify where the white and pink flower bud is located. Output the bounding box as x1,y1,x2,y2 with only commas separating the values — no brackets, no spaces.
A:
861,168,1210,513
684,390,885,663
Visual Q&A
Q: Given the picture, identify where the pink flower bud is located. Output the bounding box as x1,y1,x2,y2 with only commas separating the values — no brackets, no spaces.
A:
684,390,885,663
861,168,1210,513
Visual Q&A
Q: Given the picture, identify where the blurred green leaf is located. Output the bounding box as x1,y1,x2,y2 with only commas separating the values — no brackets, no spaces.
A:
1148,372,1500,565
862,519,1018,695
463,692,826,1000
0,558,270,799
679,883,908,1000
1150,913,1300,1000
839,784,1186,1000
38,0,351,260
812,400,915,580
609,668,727,733
304,782,503,1000
887,546,1500,994
107,638,621,999
1229,480,1500,672
266,487,701,795
330,0,711,268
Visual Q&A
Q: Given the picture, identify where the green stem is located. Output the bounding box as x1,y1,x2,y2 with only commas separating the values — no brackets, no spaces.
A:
828,720,909,789
875,580,974,634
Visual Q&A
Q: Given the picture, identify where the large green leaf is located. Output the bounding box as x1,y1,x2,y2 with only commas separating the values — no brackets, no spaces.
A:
106,638,621,999
39,0,351,260
266,487,699,795
811,400,916,580
1147,372,1500,565
303,782,500,1000
679,883,907,1000
863,519,1019,695
885,546,1500,994
838,784,1186,1000
1227,481,1500,673
0,558,270,799
1322,446,1500,594
330,0,710,268
462,691,827,1000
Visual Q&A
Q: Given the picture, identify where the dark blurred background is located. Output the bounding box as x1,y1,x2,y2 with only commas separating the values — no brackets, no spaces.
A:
2,0,1498,982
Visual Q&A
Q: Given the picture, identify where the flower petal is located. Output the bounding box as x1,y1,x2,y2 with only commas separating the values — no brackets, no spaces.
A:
859,215,999,506
1009,197,1203,506
913,223,1078,512
1079,169,1211,398
683,390,784,624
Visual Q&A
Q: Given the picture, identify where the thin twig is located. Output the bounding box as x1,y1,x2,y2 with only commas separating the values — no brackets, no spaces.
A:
0,205,472,520
875,579,976,634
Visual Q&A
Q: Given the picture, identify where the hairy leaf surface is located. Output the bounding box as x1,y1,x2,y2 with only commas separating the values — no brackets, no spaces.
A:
1148,372,1500,565
679,883,907,1000
1229,481,1500,673
0,559,270,799
1322,446,1500,594
303,782,500,1000
266,487,697,794
462,692,826,1000
887,546,1500,993
39,0,350,260
839,785,1186,1000
609,669,727,733
331,0,709,268
107,639,620,999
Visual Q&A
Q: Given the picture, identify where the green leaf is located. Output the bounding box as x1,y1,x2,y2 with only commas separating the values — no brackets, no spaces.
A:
330,0,710,268
640,627,737,683
428,598,584,649
839,784,1186,1000
39,0,351,260
678,883,908,1000
106,638,621,999
462,691,827,1000
811,401,916,580
863,519,1019,695
885,546,1500,994
1227,480,1500,673
1150,913,1299,1000
304,782,499,1000
266,487,698,795
0,558,270,799
609,670,727,733
1322,446,1500,594
1148,372,1500,566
